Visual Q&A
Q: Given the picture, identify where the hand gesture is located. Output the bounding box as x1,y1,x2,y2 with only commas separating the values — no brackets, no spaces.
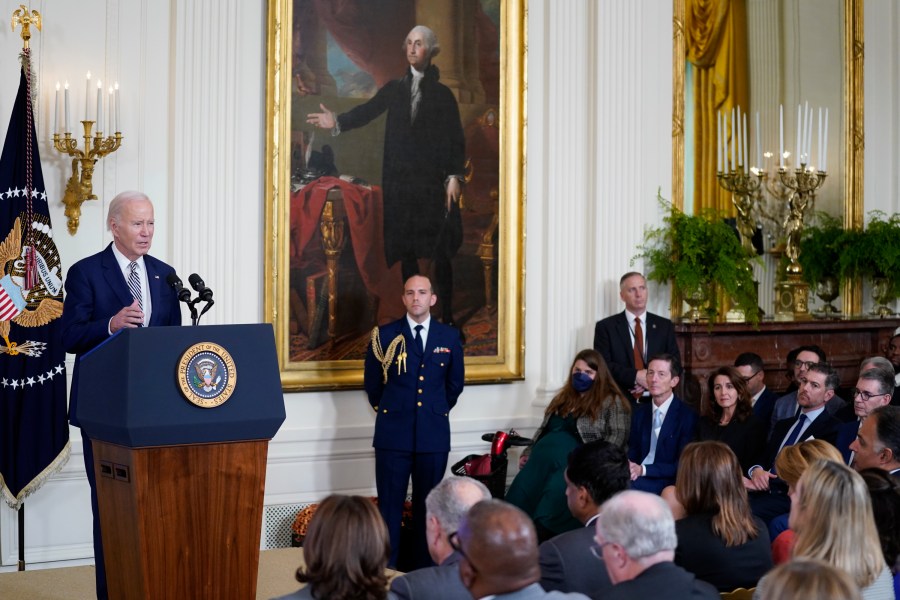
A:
110,299,144,333
306,104,335,130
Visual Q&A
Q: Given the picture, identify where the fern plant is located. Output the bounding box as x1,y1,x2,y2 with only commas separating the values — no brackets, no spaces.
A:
634,194,760,324
839,211,900,299
798,212,846,287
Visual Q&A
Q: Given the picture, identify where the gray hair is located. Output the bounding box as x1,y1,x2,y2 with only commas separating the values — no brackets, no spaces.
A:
858,366,896,397
425,476,491,533
405,25,440,59
860,356,894,373
107,190,151,228
597,490,677,559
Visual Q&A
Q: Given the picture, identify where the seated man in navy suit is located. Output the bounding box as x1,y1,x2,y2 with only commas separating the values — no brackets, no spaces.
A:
539,440,630,596
836,363,894,463
627,354,697,495
734,352,778,427
61,190,182,600
747,362,841,524
390,476,490,599
768,345,846,435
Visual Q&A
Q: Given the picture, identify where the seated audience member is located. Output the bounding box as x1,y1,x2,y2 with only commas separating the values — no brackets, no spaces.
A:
390,476,491,600
593,272,680,402
887,329,900,390
593,490,719,600
851,405,900,476
769,440,845,564
507,349,631,541
769,345,846,434
776,460,894,599
668,442,772,591
836,365,895,463
860,468,900,598
539,440,630,596
734,352,779,426
747,362,841,524
273,494,396,600
627,354,698,494
694,367,767,473
755,559,862,600
453,500,589,599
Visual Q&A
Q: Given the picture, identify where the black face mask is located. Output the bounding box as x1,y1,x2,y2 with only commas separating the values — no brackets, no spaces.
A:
572,372,594,393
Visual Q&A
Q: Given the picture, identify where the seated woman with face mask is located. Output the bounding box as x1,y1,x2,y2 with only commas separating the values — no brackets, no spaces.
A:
505,349,631,541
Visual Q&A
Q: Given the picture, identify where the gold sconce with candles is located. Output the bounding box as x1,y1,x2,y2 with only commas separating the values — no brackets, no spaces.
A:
51,72,122,235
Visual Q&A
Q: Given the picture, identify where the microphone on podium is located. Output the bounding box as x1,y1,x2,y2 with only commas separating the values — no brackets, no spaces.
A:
187,273,215,325
166,272,193,303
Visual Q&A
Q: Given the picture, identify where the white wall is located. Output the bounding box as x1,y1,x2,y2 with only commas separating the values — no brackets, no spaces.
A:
1,0,896,571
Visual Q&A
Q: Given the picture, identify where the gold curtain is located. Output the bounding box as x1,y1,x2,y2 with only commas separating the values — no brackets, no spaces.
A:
686,0,750,214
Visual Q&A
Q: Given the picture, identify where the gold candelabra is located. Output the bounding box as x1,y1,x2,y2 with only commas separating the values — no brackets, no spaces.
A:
53,122,122,235
717,168,764,253
773,163,827,319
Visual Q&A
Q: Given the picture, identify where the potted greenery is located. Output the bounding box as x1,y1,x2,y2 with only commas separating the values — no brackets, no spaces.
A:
798,212,846,316
634,194,760,324
839,211,900,316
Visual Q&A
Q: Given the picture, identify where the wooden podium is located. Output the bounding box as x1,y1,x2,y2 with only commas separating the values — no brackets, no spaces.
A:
76,324,285,600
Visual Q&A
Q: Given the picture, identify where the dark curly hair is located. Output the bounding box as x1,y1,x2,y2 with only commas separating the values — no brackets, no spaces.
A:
859,468,900,574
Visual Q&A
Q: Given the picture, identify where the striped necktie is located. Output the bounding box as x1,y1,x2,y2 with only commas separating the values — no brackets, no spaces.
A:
127,261,143,312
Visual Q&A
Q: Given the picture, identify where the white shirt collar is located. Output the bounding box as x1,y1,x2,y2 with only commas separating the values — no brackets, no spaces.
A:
110,243,146,272
751,386,766,406
406,314,431,333
652,393,675,416
625,309,647,327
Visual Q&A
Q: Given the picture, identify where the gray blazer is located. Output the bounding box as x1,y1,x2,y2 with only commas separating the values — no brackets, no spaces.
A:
539,522,614,599
493,583,590,599
390,552,469,600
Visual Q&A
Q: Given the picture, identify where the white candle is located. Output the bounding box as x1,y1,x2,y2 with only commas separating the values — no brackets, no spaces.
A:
823,108,829,172
54,82,60,135
115,82,120,133
817,108,823,169
64,82,70,133
96,80,102,130
795,104,802,166
108,87,114,135
805,108,813,165
737,106,743,167
755,111,761,169
716,111,722,172
779,104,784,168
731,108,736,171
85,71,91,121
742,112,749,174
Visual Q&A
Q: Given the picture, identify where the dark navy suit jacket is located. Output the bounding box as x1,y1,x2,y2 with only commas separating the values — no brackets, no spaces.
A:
364,317,464,453
593,311,680,396
628,396,697,494
61,243,182,426
763,411,841,470
753,387,779,427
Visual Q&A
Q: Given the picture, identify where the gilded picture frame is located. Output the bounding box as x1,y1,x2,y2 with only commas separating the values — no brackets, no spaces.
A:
264,0,526,391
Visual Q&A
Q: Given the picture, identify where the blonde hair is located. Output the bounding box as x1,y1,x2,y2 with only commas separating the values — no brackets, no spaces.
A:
792,460,886,589
757,558,862,600
675,441,758,546
774,439,843,487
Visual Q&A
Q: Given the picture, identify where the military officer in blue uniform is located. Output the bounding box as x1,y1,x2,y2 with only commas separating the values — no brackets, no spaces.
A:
364,274,465,569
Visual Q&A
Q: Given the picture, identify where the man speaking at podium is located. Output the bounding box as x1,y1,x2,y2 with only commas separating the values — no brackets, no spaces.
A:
61,190,181,600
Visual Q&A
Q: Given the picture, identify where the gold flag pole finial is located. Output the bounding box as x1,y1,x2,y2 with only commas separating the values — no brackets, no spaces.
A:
11,5,41,49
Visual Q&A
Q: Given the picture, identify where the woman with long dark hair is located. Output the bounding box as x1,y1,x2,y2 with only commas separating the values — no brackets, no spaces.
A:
505,348,630,541
695,366,766,474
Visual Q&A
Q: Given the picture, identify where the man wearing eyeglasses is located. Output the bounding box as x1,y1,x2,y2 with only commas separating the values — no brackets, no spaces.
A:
836,364,895,463
734,352,778,426
768,345,846,436
849,405,900,476
593,491,719,599
454,500,590,599
390,476,490,600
